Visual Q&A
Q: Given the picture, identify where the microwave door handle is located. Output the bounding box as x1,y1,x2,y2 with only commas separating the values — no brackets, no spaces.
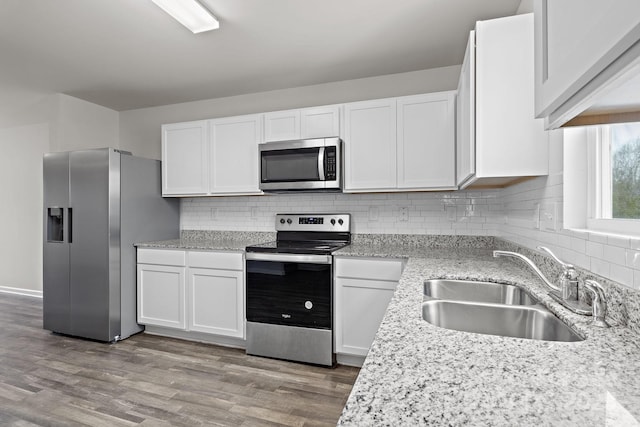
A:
318,147,325,180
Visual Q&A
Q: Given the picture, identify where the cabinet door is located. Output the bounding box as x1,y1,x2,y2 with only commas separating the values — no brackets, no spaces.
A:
535,0,640,120
335,278,396,356
476,14,548,179
397,92,456,189
264,109,300,142
300,106,341,139
209,115,262,194
161,121,208,196
456,31,476,188
343,99,397,191
137,264,186,329
334,257,403,357
187,268,244,338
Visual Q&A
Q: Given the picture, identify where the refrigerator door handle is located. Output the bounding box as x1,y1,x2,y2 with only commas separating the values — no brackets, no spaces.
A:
68,207,73,243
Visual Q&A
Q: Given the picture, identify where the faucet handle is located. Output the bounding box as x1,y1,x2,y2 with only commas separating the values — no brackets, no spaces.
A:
584,280,610,328
537,246,577,279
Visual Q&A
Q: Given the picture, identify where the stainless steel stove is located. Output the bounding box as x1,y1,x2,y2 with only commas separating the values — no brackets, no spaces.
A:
245,213,351,366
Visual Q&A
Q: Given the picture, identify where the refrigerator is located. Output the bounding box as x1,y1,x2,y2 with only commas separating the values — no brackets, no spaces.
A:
43,148,180,342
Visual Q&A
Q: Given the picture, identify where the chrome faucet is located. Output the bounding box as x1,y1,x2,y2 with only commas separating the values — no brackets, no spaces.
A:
493,247,609,326
492,249,561,293
584,280,610,328
537,246,579,300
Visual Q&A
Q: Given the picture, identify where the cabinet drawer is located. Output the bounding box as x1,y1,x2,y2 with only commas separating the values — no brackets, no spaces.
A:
137,249,186,267
188,251,243,270
335,257,404,281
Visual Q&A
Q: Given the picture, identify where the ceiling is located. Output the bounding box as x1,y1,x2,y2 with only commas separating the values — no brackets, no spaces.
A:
0,0,521,111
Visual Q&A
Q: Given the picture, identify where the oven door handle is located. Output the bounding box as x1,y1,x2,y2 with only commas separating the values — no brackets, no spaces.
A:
245,252,332,264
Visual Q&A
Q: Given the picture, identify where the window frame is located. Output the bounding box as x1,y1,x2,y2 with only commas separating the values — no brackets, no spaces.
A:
585,124,640,236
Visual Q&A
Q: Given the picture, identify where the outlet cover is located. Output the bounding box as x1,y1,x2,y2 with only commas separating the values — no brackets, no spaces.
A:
399,206,408,222
540,202,558,231
210,208,217,219
368,206,379,221
250,206,259,220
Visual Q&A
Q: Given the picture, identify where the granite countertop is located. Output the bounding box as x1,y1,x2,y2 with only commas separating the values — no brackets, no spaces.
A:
336,243,640,426
135,231,275,252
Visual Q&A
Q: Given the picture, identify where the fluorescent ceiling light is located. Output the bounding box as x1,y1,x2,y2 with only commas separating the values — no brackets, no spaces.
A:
151,0,219,34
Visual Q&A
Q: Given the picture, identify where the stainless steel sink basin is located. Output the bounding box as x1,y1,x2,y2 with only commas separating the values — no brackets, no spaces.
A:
421,300,584,342
424,279,538,305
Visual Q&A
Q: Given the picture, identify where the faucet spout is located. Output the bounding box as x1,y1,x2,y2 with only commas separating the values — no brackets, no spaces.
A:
493,250,562,292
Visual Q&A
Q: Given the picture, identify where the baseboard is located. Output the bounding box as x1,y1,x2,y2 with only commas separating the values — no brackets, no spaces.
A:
144,325,247,349
0,286,42,298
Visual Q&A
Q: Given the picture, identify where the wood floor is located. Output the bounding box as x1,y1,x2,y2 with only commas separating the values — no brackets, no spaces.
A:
0,293,359,426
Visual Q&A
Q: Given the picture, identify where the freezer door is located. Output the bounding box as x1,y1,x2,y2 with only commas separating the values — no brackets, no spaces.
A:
43,152,71,334
69,149,121,341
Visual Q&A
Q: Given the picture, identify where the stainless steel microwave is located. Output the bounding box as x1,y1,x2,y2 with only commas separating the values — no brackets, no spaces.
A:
259,137,342,192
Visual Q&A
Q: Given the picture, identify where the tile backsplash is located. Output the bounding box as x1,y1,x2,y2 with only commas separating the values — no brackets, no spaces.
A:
180,172,640,293
180,190,504,235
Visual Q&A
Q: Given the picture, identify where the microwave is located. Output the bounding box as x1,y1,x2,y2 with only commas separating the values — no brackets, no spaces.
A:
259,137,342,192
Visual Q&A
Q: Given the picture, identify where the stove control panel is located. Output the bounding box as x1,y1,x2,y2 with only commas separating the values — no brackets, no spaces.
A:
275,213,351,232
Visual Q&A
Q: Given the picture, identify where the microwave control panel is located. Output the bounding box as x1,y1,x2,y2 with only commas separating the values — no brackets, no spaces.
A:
326,147,337,180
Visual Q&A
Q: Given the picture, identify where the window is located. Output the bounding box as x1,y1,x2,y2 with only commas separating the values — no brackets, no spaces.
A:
587,122,640,235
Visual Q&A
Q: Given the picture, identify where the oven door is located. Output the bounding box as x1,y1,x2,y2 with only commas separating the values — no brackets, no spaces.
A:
245,253,332,329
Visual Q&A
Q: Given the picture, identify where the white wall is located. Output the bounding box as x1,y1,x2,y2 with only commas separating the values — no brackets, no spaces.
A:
0,123,49,292
119,66,461,160
50,94,120,152
0,92,119,293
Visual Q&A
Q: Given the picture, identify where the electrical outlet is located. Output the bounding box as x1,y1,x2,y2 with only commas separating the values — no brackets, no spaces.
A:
540,202,558,231
210,208,217,219
250,206,259,220
399,206,408,222
369,206,379,221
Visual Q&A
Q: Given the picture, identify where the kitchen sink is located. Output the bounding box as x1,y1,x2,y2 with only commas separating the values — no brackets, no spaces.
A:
421,300,584,342
424,279,538,305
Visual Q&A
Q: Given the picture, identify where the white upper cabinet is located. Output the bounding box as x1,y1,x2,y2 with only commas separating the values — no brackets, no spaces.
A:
343,99,398,191
456,32,475,187
457,14,548,189
161,121,209,196
209,114,262,195
344,93,456,193
264,105,341,141
535,0,640,128
397,93,456,190
300,105,341,139
264,109,300,142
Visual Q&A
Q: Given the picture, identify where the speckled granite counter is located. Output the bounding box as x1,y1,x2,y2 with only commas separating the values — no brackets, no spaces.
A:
135,230,274,251
335,243,640,426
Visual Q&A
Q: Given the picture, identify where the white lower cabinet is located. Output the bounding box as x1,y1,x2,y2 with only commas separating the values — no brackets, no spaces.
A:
137,248,245,341
187,267,244,338
138,263,186,329
137,249,187,329
334,256,405,364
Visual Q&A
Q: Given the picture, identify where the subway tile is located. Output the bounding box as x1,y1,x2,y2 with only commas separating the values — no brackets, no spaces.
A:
590,258,611,278
609,264,634,288
602,245,627,266
586,241,604,258
626,250,640,269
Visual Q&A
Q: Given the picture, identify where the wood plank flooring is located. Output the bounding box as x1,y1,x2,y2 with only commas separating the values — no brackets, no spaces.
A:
0,293,359,426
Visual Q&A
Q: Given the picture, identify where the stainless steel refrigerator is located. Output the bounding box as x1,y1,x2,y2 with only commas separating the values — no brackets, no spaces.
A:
43,148,180,342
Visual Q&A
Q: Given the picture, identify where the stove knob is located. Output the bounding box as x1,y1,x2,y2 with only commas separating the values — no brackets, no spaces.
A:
287,218,292,225
330,219,336,225
338,219,344,225
280,218,285,224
